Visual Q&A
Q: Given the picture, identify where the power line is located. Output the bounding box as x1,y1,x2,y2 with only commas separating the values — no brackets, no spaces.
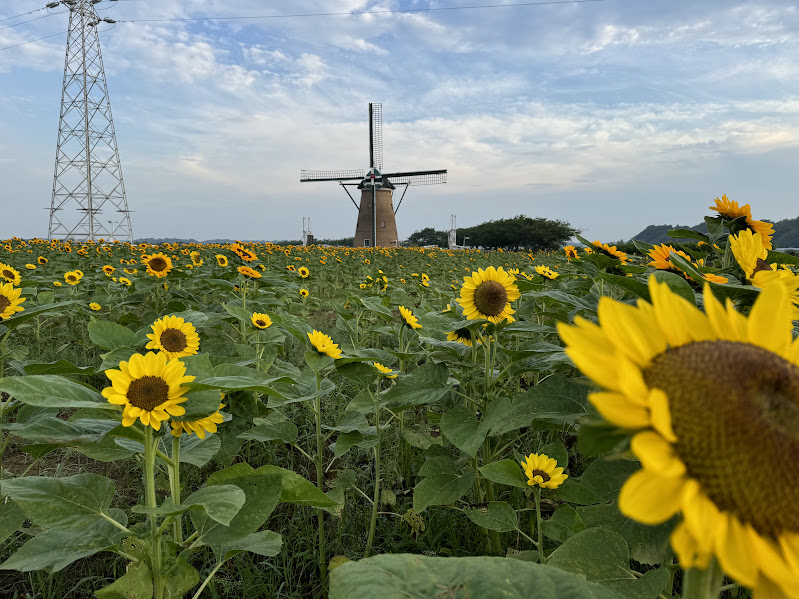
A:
0,10,67,32
119,1,606,23
0,7,46,23
0,30,67,51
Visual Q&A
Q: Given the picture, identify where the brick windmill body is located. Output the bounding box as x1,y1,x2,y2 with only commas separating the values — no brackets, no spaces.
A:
301,103,447,247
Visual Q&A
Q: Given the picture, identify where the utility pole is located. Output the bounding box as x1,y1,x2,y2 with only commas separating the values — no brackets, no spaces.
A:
48,0,133,242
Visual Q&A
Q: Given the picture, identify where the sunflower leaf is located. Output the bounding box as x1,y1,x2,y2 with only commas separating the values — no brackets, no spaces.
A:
88,319,136,351
463,501,518,533
0,375,112,409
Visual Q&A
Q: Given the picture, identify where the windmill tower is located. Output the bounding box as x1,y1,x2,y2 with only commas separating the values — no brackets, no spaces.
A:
302,217,314,246
48,0,133,242
301,103,446,247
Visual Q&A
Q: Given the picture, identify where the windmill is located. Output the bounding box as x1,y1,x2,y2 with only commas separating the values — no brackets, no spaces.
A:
301,103,447,247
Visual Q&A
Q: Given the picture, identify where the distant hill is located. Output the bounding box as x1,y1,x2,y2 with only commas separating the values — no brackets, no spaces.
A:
631,216,799,248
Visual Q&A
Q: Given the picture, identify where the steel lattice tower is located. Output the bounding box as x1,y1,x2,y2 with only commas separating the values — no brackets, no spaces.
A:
48,0,132,242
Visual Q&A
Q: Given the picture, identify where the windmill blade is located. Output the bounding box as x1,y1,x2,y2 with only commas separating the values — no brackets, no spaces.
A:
383,169,447,186
301,169,365,183
371,102,383,171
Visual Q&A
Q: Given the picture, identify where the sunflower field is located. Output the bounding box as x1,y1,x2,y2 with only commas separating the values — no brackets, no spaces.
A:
0,195,797,599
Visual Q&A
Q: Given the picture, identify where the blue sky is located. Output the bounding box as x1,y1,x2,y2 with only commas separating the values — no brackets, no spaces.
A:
1,0,798,242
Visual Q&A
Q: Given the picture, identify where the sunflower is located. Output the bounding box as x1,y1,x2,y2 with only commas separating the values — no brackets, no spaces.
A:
701,273,728,284
591,240,629,263
119,277,132,287
534,265,559,280
300,288,309,298
729,229,770,280
373,362,398,378
457,266,520,324
520,453,568,489
647,244,691,271
89,302,102,311
230,243,257,262
398,305,422,330
238,265,261,279
171,403,225,439
308,330,342,359
64,270,82,285
142,253,173,278
251,312,273,329
298,266,310,278
0,282,25,320
37,257,47,265
102,352,194,430
557,275,799,597
446,328,473,347
25,264,36,270
0,263,21,286
286,265,296,272
709,194,775,249
102,265,115,276
146,315,201,359
53,281,62,287
563,245,579,260
190,251,203,266
215,254,229,267
123,268,138,275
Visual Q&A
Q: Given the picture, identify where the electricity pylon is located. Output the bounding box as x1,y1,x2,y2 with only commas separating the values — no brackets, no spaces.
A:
48,0,133,242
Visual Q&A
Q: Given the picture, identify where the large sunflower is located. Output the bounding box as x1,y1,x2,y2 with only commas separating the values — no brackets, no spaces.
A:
298,266,310,278
710,194,775,249
102,352,194,430
308,330,342,359
0,263,21,286
729,229,770,280
591,240,629,263
457,266,520,324
0,282,25,320
142,253,173,278
398,305,422,330
146,315,201,359
171,402,225,439
557,276,799,597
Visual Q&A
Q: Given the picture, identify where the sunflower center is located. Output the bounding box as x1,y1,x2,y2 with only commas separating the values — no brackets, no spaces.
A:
127,376,170,411
531,469,551,482
0,296,10,312
455,327,472,340
753,258,772,275
255,319,266,327
160,329,188,353
2,269,13,279
149,258,167,271
473,280,508,317
643,340,799,537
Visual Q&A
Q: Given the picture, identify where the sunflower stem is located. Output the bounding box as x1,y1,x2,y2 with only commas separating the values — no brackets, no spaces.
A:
364,379,381,558
144,427,164,599
681,559,723,599
169,435,183,543
314,371,327,583
534,487,545,564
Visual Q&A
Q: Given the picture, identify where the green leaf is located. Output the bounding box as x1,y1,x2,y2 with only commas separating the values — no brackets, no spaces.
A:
332,431,377,458
163,434,221,468
183,484,246,526
95,560,153,599
767,249,799,266
305,350,334,372
492,375,589,434
551,479,604,506
0,500,25,545
14,360,98,376
548,528,670,599
577,421,630,457
479,459,528,488
381,362,451,411
335,361,378,387
577,503,674,566
239,411,298,444
666,228,709,243
220,530,283,561
88,320,136,351
539,440,569,470
0,300,78,332
1,473,117,530
439,406,483,457
412,469,475,513
0,417,119,445
463,501,518,533
579,459,638,503
541,504,585,543
598,274,650,301
329,554,625,599
0,375,112,409
255,465,339,508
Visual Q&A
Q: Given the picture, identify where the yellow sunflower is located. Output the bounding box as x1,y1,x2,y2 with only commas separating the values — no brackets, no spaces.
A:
237,265,262,279
558,275,799,597
25,264,36,270
190,251,203,266
446,328,473,347
0,263,21,286
251,312,273,329
53,281,62,287
373,362,398,379
534,265,559,280
307,330,342,359
591,241,629,263
102,265,115,276
145,315,201,359
37,256,47,265
0,282,25,319
142,253,173,278
457,266,520,324
563,245,579,260
729,229,769,280
171,403,225,439
647,244,691,271
215,254,229,267
89,302,102,311
119,277,132,287
102,352,194,430
520,453,568,489
300,288,309,298
298,266,310,278
398,305,422,330
64,270,82,285
710,194,775,249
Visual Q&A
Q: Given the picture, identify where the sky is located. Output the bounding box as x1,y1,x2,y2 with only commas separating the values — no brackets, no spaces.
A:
1,0,798,243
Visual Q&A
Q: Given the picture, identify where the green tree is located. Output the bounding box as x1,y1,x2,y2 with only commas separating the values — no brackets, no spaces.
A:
458,215,579,251
406,227,448,247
